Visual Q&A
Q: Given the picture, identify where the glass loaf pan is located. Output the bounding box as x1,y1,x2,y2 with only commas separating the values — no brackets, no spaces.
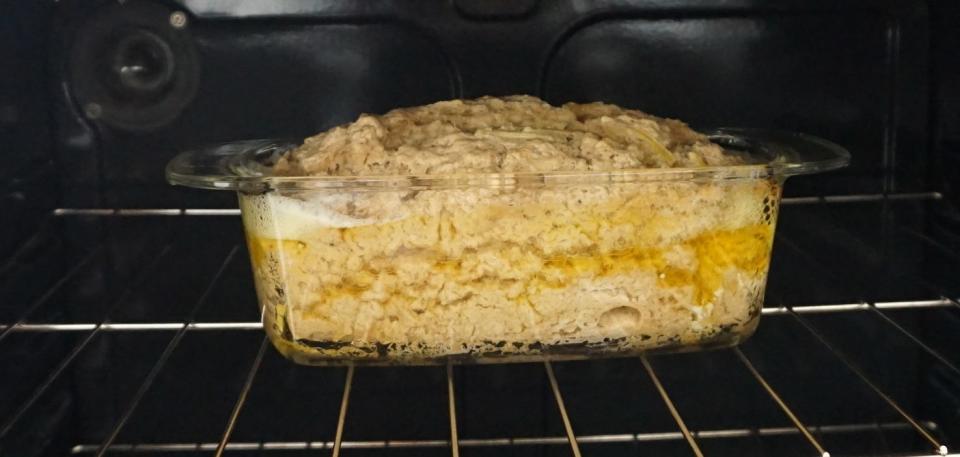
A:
167,128,849,365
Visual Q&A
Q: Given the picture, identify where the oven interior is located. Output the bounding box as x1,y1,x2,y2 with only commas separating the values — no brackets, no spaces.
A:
1,0,959,456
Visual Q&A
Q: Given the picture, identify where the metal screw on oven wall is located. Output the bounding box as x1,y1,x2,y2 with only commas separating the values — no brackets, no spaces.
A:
84,103,102,119
169,11,188,29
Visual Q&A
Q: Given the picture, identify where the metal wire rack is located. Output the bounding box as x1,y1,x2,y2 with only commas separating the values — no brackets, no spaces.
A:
1,192,958,457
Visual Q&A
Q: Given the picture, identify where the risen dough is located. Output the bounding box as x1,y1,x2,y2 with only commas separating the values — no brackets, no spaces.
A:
244,96,776,363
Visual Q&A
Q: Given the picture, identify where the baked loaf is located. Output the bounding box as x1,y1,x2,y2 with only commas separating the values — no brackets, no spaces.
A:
244,96,775,363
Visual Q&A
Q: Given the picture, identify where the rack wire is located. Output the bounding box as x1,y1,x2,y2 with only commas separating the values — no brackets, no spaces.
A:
44,191,948,218
1,193,958,457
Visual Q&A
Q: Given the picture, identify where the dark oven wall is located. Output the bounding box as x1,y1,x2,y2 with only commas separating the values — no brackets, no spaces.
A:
50,0,937,210
1,2,958,456
0,1,57,260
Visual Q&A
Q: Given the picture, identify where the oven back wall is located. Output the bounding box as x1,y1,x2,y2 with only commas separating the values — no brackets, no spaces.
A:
1,1,56,257
51,0,931,209
1,1,956,456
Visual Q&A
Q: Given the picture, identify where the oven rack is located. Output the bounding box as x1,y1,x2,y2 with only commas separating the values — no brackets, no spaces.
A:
47,191,946,217
1,193,958,457
9,299,958,457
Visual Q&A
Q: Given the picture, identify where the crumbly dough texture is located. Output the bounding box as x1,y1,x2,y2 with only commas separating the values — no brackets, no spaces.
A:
246,96,776,363
274,95,739,176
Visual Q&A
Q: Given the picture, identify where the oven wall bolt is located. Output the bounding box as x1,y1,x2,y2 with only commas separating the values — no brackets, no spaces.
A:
84,103,102,120
169,11,188,29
